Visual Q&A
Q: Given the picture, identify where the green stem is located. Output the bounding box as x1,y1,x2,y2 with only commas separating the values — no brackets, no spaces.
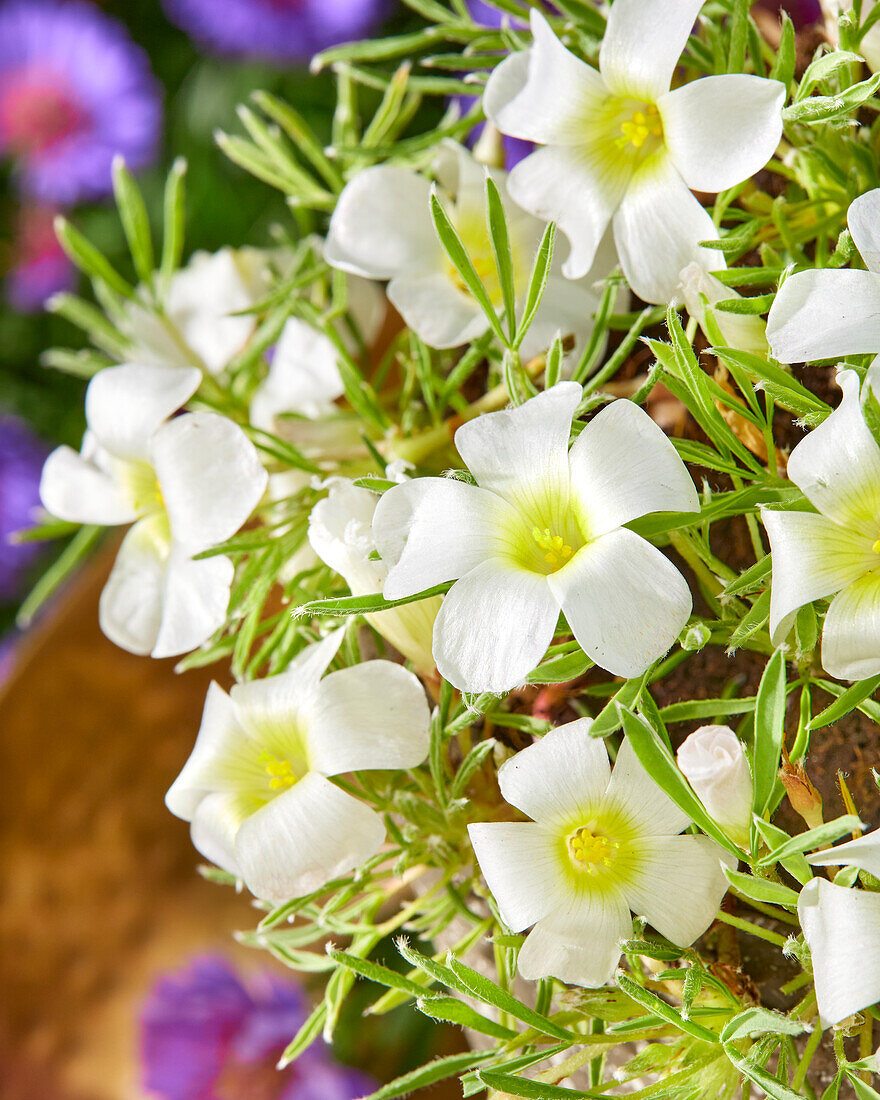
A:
790,1020,823,1093
714,911,788,946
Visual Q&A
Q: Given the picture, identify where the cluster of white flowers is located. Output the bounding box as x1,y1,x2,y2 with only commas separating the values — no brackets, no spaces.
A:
31,0,880,1090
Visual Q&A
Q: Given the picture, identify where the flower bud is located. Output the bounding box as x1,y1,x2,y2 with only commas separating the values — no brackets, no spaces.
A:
676,725,753,845
779,760,824,830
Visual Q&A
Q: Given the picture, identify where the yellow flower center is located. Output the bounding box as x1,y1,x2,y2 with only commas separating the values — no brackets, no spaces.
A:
259,750,299,792
568,826,618,872
873,534,880,554
607,97,664,157
118,458,164,515
531,526,574,569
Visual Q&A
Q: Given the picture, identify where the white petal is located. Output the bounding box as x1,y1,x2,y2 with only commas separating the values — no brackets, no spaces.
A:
603,736,691,838
305,660,431,775
39,444,138,525
676,725,753,841
808,828,880,878
798,878,880,1025
250,317,344,431
518,272,601,364
568,398,698,538
85,363,201,460
454,382,581,508
679,261,767,355
167,248,257,375
98,515,170,656
234,773,386,901
324,166,440,280
762,509,876,645
847,188,880,274
507,144,630,280
308,480,385,593
518,885,632,987
822,571,880,681
550,528,692,678
766,269,880,363
151,411,268,551
166,681,248,819
622,834,733,945
151,546,235,659
659,75,784,194
432,560,559,693
599,0,704,101
484,10,610,145
612,152,719,305
374,478,514,600
228,629,345,738
468,821,565,930
497,718,610,825
343,271,386,349
786,369,880,534
387,273,486,349
189,790,250,877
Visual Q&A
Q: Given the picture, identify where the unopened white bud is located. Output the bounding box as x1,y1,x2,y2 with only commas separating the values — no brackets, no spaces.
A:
676,725,752,846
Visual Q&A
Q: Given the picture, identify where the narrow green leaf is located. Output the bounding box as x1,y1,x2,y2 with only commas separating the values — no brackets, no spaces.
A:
444,955,577,1042
756,814,864,867
325,946,427,998
617,706,745,860
724,867,799,908
719,1007,805,1043
485,175,517,341
359,1052,493,1100
810,673,880,730
724,1045,804,1100
54,216,134,298
477,1072,597,1099
112,155,154,284
616,972,719,1044
16,525,103,628
294,583,450,618
430,191,507,346
416,995,518,1039
753,647,787,816
513,221,556,351
160,157,187,289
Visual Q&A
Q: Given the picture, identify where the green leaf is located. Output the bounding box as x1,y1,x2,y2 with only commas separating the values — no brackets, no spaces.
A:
783,70,880,123
112,156,155,284
616,972,719,1043
54,215,134,298
727,589,771,651
846,1071,880,1100
513,221,557,351
450,738,497,800
160,157,187,290
724,867,799,909
16,525,103,629
769,11,796,89
724,1045,804,1100
359,1051,493,1100
477,1072,598,1099
719,1007,805,1043
589,677,645,738
756,814,864,867
752,647,787,816
485,175,517,341
444,955,578,1042
753,819,812,884
616,706,745,860
430,191,507,346
527,645,593,684
416,995,518,1039
326,946,428,998
278,1001,326,1066
294,583,450,618
809,673,880,730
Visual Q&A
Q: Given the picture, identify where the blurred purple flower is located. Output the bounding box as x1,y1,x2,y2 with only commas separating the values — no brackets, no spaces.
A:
5,206,75,312
0,416,48,604
0,0,162,204
757,0,823,26
161,0,389,64
141,955,375,1100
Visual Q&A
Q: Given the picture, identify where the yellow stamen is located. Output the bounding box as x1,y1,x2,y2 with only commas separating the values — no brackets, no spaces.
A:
568,826,618,872
531,526,573,568
259,750,298,792
618,103,662,150
873,536,880,554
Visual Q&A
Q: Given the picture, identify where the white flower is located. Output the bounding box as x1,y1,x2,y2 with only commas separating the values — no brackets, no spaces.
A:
372,382,699,693
798,877,880,1025
122,247,274,375
166,630,431,902
324,140,608,357
308,479,440,677
762,369,880,679
39,363,268,657
678,261,768,356
676,725,753,846
483,6,784,303
767,189,880,366
468,719,733,987
805,826,880,877
250,273,384,435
